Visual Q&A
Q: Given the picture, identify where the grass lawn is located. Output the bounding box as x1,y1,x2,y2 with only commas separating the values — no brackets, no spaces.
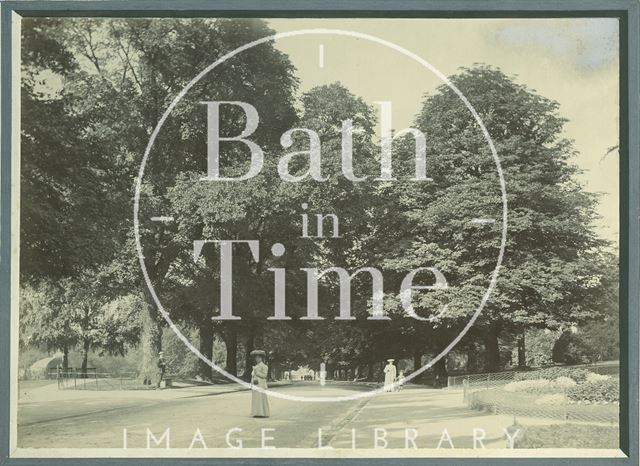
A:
18,379,57,391
512,423,619,449
18,379,58,400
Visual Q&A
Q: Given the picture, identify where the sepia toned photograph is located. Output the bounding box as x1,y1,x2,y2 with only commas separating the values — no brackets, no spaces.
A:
2,5,636,462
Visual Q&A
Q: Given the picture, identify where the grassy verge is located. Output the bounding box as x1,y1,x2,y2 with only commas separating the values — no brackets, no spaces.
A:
510,423,619,449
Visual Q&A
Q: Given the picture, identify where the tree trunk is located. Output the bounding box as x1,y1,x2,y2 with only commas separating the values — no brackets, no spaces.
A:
198,321,214,381
367,362,374,381
224,329,238,376
413,351,422,372
484,323,501,372
467,344,479,373
138,299,162,385
81,339,90,378
433,355,447,387
517,329,526,367
242,332,255,381
62,346,69,371
138,253,173,386
413,351,423,382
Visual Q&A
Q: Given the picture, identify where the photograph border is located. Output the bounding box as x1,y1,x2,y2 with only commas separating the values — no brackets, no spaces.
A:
1,1,638,465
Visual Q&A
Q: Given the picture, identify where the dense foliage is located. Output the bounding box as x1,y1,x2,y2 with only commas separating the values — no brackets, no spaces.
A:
567,378,619,403
19,18,618,384
515,367,593,384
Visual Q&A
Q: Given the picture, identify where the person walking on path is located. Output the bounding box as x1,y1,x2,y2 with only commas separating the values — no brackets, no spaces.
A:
383,359,396,392
156,351,166,389
250,350,270,417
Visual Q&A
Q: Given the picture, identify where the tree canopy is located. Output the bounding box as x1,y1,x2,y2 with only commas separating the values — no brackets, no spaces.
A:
20,19,618,383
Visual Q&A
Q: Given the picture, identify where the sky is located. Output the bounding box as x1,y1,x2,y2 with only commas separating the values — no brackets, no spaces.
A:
267,18,620,245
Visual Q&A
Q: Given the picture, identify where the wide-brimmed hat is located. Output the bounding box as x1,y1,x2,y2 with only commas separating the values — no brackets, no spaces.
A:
250,350,267,357
387,359,395,363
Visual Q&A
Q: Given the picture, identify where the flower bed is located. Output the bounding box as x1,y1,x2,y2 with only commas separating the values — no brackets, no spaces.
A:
504,376,576,394
567,377,619,403
466,365,619,422
514,367,592,383
511,367,619,403
469,387,618,422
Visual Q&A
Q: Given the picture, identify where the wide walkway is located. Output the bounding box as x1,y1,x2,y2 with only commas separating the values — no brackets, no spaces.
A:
16,381,560,450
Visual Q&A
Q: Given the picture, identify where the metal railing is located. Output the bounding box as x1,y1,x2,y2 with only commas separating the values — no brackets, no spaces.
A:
447,361,620,389
455,362,620,425
448,370,517,389
56,370,141,391
465,386,619,424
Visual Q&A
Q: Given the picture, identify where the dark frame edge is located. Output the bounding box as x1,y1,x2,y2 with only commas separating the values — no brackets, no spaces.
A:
0,0,637,18
0,2,14,466
0,1,638,465
620,0,640,465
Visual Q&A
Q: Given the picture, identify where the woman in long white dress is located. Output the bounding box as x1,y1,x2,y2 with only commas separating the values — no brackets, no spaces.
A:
250,350,270,417
383,359,396,392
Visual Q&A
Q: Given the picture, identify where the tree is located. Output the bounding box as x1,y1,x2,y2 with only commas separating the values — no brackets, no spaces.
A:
554,251,619,364
21,19,144,376
21,19,128,282
22,19,616,384
20,282,78,370
19,274,141,374
121,18,299,380
380,65,610,374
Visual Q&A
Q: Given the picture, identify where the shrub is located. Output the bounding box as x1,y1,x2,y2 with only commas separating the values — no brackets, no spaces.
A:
524,329,558,367
515,367,592,384
504,379,557,394
505,376,578,395
552,331,594,365
567,377,619,403
579,319,620,362
553,376,577,391
586,372,611,383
